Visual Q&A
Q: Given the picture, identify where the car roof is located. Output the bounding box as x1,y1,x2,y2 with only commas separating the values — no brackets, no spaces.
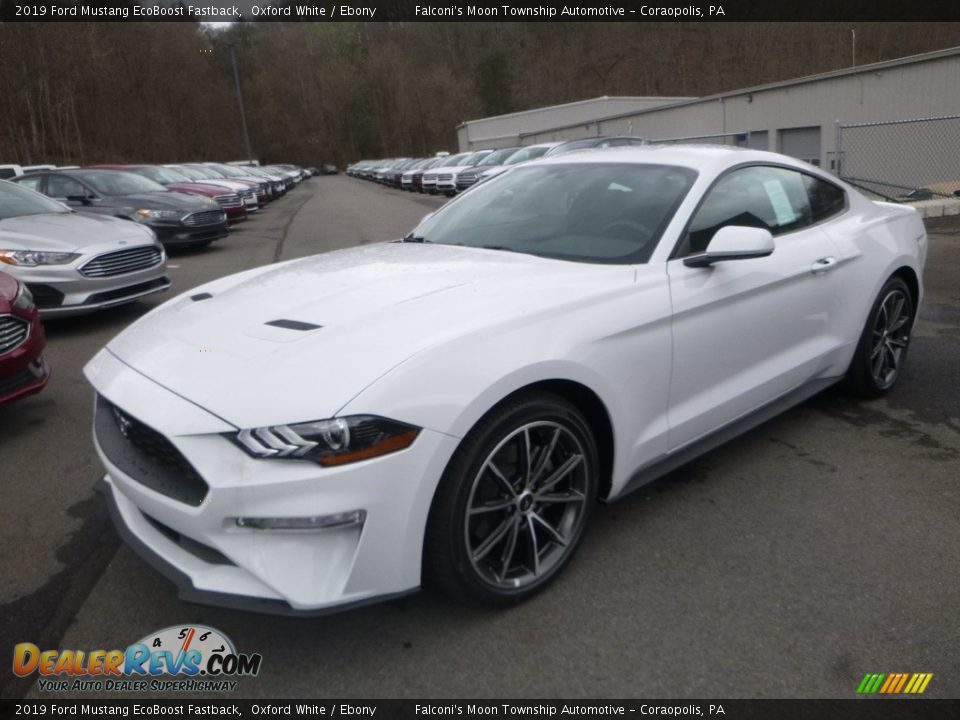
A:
531,144,819,175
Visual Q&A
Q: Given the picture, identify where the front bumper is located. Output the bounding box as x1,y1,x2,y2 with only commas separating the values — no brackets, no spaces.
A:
223,205,247,222
86,349,460,615
0,310,49,405
152,220,229,247
6,243,172,318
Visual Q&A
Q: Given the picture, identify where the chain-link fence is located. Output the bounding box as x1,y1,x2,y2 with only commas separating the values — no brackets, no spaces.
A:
836,115,960,202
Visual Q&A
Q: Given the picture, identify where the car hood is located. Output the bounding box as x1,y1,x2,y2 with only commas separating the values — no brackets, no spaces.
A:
113,191,216,211
425,165,463,175
0,212,154,251
103,241,631,429
167,182,232,197
199,179,251,193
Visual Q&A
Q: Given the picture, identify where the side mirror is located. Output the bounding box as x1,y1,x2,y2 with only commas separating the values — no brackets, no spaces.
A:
683,226,775,268
66,194,94,205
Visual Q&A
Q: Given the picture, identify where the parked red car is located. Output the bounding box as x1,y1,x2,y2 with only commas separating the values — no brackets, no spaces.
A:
0,270,49,406
92,165,248,223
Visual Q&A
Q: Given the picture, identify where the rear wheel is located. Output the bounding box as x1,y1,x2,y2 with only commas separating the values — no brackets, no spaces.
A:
844,276,914,398
425,392,598,606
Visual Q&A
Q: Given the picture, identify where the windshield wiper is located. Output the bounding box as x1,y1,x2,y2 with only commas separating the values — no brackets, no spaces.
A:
477,244,522,253
402,233,430,243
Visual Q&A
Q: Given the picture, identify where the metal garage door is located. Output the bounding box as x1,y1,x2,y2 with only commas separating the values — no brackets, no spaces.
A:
779,126,821,166
736,131,769,151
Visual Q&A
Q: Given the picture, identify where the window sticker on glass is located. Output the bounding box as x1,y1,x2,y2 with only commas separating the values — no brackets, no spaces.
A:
762,179,797,226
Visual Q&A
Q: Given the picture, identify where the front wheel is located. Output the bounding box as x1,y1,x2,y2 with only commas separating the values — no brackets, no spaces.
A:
844,276,915,398
424,392,598,606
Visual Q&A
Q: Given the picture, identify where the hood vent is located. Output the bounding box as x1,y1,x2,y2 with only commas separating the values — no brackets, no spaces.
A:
190,292,213,302
265,319,322,331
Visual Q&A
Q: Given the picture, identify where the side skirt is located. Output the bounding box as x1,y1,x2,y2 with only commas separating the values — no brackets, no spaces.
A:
615,377,840,500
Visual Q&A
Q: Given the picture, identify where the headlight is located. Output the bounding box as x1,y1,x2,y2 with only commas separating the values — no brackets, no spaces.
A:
230,415,420,466
12,283,35,311
134,208,183,222
0,250,80,266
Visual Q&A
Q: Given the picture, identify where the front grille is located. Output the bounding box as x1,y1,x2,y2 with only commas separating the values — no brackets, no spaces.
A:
79,246,163,278
183,210,225,226
85,277,169,305
437,173,453,182
0,314,29,354
213,194,241,206
95,395,209,506
423,174,437,183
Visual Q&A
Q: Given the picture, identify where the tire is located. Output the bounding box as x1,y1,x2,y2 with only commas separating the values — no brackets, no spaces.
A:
424,391,598,606
844,276,914,398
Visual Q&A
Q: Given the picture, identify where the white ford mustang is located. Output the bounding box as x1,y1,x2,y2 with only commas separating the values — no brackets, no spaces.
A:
85,146,927,614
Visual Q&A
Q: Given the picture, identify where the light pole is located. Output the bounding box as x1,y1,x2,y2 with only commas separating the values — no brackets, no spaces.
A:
229,42,254,162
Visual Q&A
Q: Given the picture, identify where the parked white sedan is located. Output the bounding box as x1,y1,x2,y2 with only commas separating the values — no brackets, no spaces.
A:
85,146,926,614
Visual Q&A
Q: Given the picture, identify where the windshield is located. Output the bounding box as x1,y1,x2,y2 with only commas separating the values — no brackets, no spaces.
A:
503,145,552,166
410,163,696,265
131,166,192,185
74,170,167,196
208,164,246,178
462,151,493,166
478,148,519,167
170,166,204,181
437,153,468,167
0,180,70,219
547,139,600,156
187,166,225,180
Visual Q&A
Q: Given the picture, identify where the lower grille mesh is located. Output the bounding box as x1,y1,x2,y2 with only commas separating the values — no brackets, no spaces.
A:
95,395,209,506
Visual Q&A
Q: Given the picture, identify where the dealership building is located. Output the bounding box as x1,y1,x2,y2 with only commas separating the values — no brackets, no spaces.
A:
456,46,960,199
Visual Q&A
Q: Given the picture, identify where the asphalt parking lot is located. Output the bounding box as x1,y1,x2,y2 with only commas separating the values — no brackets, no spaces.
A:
2,177,958,700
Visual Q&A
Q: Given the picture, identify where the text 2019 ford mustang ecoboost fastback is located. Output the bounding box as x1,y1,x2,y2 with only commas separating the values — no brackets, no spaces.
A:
85,147,927,615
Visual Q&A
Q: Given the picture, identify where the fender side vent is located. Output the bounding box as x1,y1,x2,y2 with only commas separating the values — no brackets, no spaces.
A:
191,292,213,301
265,319,322,331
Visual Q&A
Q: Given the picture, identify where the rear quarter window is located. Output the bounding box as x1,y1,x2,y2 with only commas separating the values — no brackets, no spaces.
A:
803,174,846,223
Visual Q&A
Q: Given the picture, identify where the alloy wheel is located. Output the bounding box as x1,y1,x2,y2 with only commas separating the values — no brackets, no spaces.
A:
464,421,589,590
870,288,911,389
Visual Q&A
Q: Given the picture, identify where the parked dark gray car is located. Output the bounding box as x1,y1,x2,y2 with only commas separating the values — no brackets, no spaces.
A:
12,169,229,248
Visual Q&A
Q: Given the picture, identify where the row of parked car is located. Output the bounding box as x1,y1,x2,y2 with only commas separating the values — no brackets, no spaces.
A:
0,160,316,408
346,136,647,196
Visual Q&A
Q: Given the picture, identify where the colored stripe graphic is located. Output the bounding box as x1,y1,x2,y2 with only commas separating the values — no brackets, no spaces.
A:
857,673,933,694
857,673,885,693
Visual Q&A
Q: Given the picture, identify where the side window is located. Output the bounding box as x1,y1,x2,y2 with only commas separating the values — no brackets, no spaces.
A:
16,175,44,192
803,174,846,223
47,175,88,198
680,166,813,256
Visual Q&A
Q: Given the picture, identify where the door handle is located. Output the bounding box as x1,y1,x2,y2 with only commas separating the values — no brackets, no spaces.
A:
810,256,837,275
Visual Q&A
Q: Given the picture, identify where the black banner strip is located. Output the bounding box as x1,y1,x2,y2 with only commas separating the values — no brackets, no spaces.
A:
3,0,960,22
3,700,960,720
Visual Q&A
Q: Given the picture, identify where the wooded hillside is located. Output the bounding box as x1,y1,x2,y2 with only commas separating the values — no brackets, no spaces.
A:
1,22,958,165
